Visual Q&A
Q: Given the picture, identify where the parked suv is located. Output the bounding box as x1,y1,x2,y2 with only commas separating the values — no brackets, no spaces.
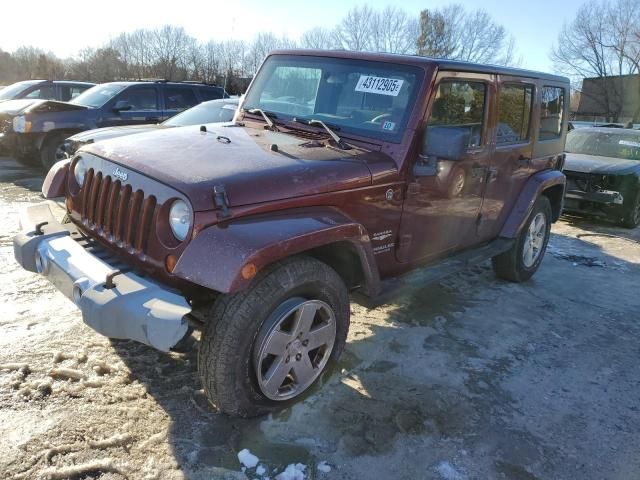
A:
0,80,95,103
14,50,568,417
0,80,227,169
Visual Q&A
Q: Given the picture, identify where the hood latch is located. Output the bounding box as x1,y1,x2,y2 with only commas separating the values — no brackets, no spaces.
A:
213,185,230,219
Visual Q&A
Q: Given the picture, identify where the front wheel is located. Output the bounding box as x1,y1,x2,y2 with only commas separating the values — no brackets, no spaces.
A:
492,196,552,282
40,132,69,171
198,256,350,417
620,189,640,229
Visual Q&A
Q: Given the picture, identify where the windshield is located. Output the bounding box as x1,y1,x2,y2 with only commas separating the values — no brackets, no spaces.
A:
164,100,238,126
0,80,42,100
566,130,640,161
70,84,127,108
243,55,423,143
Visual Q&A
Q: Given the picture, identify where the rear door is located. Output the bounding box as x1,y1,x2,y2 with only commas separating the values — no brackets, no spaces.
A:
478,76,536,240
397,71,494,264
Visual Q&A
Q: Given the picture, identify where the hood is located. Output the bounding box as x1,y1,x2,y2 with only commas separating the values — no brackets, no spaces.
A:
69,124,166,143
84,124,384,211
564,152,640,175
0,99,41,115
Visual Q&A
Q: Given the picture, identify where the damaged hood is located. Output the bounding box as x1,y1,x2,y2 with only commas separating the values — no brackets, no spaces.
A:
83,124,383,211
0,99,41,115
564,152,640,175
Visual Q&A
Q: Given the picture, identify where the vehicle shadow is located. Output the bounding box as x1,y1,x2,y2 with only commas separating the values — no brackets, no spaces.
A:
0,156,45,194
110,231,640,479
560,212,640,243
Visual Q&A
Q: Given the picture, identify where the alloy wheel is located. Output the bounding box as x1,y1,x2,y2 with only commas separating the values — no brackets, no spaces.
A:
253,298,336,401
523,212,547,268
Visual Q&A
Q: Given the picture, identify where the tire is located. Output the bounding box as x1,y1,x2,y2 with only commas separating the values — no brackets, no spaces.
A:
198,256,350,417
620,189,640,229
492,196,552,282
40,132,70,171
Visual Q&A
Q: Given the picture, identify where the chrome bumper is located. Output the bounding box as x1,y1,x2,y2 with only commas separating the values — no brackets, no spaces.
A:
13,202,190,351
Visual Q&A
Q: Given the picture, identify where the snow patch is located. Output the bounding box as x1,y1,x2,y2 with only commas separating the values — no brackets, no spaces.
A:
317,461,331,473
256,465,267,475
275,463,307,480
436,461,466,480
237,448,260,469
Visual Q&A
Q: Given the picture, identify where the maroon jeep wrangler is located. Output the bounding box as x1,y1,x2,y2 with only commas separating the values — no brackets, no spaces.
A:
14,50,569,417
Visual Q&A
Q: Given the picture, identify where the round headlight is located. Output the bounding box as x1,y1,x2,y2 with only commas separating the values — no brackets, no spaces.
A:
74,157,87,186
169,200,192,241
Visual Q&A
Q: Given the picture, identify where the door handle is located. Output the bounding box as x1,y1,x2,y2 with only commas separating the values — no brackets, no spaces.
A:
518,155,531,168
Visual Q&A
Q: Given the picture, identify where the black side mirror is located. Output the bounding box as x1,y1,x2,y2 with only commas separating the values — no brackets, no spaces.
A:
113,100,131,112
423,126,471,161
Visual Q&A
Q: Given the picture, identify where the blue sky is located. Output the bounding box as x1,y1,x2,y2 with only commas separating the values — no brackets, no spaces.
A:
0,0,584,73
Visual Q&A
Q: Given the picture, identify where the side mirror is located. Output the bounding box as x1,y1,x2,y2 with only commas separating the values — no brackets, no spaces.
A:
423,126,471,161
113,100,131,112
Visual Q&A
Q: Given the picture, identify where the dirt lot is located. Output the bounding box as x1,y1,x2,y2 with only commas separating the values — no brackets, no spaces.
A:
1,156,639,480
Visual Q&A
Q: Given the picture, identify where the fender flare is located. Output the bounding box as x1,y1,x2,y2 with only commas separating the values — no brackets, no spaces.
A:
173,208,380,295
500,169,566,238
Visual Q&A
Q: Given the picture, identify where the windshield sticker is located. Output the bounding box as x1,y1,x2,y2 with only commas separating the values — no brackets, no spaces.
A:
382,120,396,131
355,75,404,96
619,139,640,148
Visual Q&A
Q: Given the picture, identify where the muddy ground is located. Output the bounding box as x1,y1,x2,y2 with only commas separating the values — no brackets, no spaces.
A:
1,156,639,480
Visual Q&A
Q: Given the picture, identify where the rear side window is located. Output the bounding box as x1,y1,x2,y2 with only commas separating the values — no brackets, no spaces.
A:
497,84,533,145
539,86,565,140
200,87,224,101
164,87,198,111
428,80,486,148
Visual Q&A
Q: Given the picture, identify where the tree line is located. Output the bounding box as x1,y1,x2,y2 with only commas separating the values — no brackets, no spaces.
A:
0,4,517,94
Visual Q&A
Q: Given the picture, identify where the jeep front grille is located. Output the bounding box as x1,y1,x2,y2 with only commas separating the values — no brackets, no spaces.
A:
80,168,157,253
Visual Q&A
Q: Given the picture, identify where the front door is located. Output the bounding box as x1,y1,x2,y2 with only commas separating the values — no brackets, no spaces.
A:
99,86,161,127
397,73,494,264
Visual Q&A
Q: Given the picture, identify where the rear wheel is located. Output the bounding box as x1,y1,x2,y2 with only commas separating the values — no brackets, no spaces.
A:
492,196,552,282
198,256,350,417
40,132,69,171
620,189,640,229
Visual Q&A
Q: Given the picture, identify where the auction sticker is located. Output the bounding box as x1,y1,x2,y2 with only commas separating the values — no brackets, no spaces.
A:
355,75,404,96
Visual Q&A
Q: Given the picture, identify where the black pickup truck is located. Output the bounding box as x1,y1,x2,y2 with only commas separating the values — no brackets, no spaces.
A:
0,80,227,169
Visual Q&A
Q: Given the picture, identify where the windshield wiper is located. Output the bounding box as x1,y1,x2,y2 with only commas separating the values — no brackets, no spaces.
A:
246,108,279,131
293,117,350,150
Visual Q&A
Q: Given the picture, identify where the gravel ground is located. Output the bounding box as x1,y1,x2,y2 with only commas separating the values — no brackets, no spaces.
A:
1,156,639,480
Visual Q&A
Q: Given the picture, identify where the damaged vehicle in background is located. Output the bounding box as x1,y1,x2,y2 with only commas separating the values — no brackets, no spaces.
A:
563,127,640,228
13,50,568,417
0,80,227,170
64,98,239,156
0,80,95,103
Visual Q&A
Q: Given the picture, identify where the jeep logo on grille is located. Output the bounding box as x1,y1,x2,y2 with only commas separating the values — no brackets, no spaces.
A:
112,167,128,182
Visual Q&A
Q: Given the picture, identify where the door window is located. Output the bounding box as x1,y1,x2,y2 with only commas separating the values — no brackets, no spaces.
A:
428,80,486,148
497,83,534,145
539,86,565,140
163,87,198,111
60,85,88,102
24,85,56,99
116,86,158,111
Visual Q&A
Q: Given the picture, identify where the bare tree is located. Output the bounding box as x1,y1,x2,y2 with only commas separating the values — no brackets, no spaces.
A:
551,0,639,121
333,5,375,51
369,6,419,54
300,27,335,50
416,4,516,65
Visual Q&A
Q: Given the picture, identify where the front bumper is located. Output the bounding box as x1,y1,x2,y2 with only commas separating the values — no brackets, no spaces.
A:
565,189,624,206
13,202,190,351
